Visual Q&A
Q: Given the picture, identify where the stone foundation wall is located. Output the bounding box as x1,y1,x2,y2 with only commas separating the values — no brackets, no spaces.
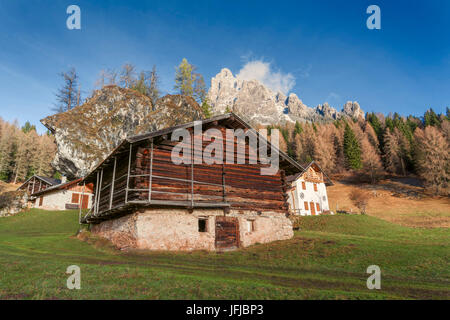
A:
237,214,293,247
135,209,218,251
90,208,293,251
91,213,138,249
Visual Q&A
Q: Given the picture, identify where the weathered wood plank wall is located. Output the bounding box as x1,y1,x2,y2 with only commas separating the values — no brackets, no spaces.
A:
19,177,50,194
95,125,288,214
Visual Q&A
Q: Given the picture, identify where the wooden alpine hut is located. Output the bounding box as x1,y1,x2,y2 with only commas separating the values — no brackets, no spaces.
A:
81,113,303,251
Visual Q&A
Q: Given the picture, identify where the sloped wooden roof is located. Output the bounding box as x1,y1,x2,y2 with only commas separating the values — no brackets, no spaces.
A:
83,113,304,182
286,161,333,186
16,175,61,191
32,178,87,196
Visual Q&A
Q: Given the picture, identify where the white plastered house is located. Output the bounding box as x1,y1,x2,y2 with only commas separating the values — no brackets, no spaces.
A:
286,161,333,216
32,178,94,211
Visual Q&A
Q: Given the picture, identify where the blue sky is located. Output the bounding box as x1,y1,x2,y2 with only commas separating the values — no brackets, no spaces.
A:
0,0,449,133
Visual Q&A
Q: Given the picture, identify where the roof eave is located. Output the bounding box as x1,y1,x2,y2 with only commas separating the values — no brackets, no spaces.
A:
32,178,83,196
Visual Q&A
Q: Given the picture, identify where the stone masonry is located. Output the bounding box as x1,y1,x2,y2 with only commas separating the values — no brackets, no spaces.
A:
90,208,293,251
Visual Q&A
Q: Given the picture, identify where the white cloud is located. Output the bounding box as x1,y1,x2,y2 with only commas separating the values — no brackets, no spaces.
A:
236,60,295,94
327,92,340,102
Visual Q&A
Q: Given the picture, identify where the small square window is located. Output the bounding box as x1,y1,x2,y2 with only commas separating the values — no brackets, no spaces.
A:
302,182,306,190
72,193,80,204
247,219,255,232
198,218,208,232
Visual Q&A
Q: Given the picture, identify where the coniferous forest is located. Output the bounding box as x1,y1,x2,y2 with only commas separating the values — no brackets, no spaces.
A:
268,108,449,196
0,119,57,183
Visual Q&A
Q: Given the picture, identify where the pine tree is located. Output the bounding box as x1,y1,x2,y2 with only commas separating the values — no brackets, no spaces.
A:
22,121,36,133
414,126,449,195
294,133,303,163
0,120,17,181
333,130,346,173
106,68,118,85
383,128,411,175
393,114,414,143
278,132,288,153
201,99,213,119
131,67,160,107
285,123,297,159
193,73,207,104
174,58,207,104
13,130,30,183
36,135,56,177
297,124,315,164
174,58,195,97
385,117,394,132
313,125,336,173
361,136,383,183
406,115,421,133
53,68,79,113
279,126,290,145
343,124,362,169
119,63,137,88
133,71,148,96
367,112,383,140
294,121,303,135
364,121,379,149
441,120,450,145
424,108,440,127
148,65,160,107
95,69,108,88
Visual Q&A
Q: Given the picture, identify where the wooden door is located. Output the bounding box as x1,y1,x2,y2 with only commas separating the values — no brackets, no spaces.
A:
310,202,316,215
215,216,240,250
81,195,89,209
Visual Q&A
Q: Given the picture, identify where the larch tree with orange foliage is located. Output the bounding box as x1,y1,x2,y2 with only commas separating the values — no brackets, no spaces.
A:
414,126,449,195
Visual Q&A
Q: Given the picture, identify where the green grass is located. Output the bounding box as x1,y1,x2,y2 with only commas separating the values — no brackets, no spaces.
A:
0,209,448,299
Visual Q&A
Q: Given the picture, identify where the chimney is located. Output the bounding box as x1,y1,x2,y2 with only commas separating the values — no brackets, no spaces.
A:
61,176,67,184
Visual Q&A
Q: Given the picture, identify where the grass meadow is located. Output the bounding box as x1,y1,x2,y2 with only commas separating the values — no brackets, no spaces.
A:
0,209,448,299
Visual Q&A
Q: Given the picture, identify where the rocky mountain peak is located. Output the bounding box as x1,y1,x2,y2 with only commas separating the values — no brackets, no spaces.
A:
315,103,339,120
342,101,365,119
208,69,293,125
286,93,311,118
216,68,234,79
208,68,365,124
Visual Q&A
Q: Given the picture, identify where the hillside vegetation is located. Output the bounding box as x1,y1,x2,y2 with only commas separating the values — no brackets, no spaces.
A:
274,109,449,196
327,179,450,228
0,119,56,183
0,209,448,299
0,181,17,193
